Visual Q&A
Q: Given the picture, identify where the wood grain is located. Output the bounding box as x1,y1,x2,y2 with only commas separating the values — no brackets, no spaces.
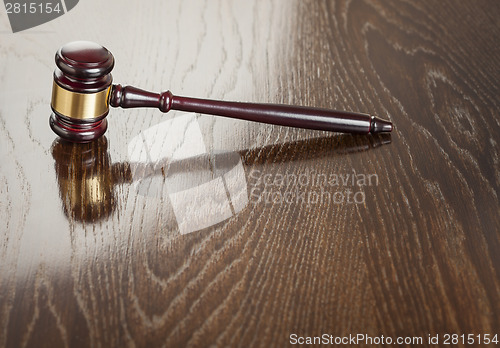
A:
0,0,499,347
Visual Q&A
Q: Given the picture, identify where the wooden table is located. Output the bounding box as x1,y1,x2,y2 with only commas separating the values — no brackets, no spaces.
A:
1,1,499,347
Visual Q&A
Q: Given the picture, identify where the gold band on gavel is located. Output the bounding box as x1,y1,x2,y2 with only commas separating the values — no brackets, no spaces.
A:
51,82,111,120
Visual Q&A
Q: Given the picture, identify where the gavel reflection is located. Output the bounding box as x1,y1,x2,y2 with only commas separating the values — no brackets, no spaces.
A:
52,137,131,222
52,136,248,223
52,133,391,224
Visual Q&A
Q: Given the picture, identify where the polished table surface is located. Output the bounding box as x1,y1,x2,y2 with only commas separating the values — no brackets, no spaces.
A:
1,1,499,347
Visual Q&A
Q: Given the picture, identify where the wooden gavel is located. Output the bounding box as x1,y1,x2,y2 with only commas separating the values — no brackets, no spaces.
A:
50,41,393,143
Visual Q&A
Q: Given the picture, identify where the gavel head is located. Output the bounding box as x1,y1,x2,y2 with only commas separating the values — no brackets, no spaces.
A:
50,41,115,143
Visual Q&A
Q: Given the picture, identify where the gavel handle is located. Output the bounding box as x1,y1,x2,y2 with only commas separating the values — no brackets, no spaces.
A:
110,84,392,134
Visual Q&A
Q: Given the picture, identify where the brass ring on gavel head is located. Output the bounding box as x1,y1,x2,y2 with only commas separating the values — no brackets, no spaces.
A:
51,81,112,120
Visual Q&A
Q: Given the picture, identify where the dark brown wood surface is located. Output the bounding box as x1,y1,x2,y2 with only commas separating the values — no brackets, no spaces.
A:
0,0,499,347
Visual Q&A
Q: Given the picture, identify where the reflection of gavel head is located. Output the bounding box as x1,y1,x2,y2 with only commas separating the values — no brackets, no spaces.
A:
50,41,115,143
51,137,131,222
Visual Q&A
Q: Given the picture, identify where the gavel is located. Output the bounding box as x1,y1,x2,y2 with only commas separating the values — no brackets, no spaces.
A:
50,41,393,143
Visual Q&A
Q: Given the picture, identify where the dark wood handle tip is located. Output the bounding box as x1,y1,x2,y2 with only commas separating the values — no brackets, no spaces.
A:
370,116,393,134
